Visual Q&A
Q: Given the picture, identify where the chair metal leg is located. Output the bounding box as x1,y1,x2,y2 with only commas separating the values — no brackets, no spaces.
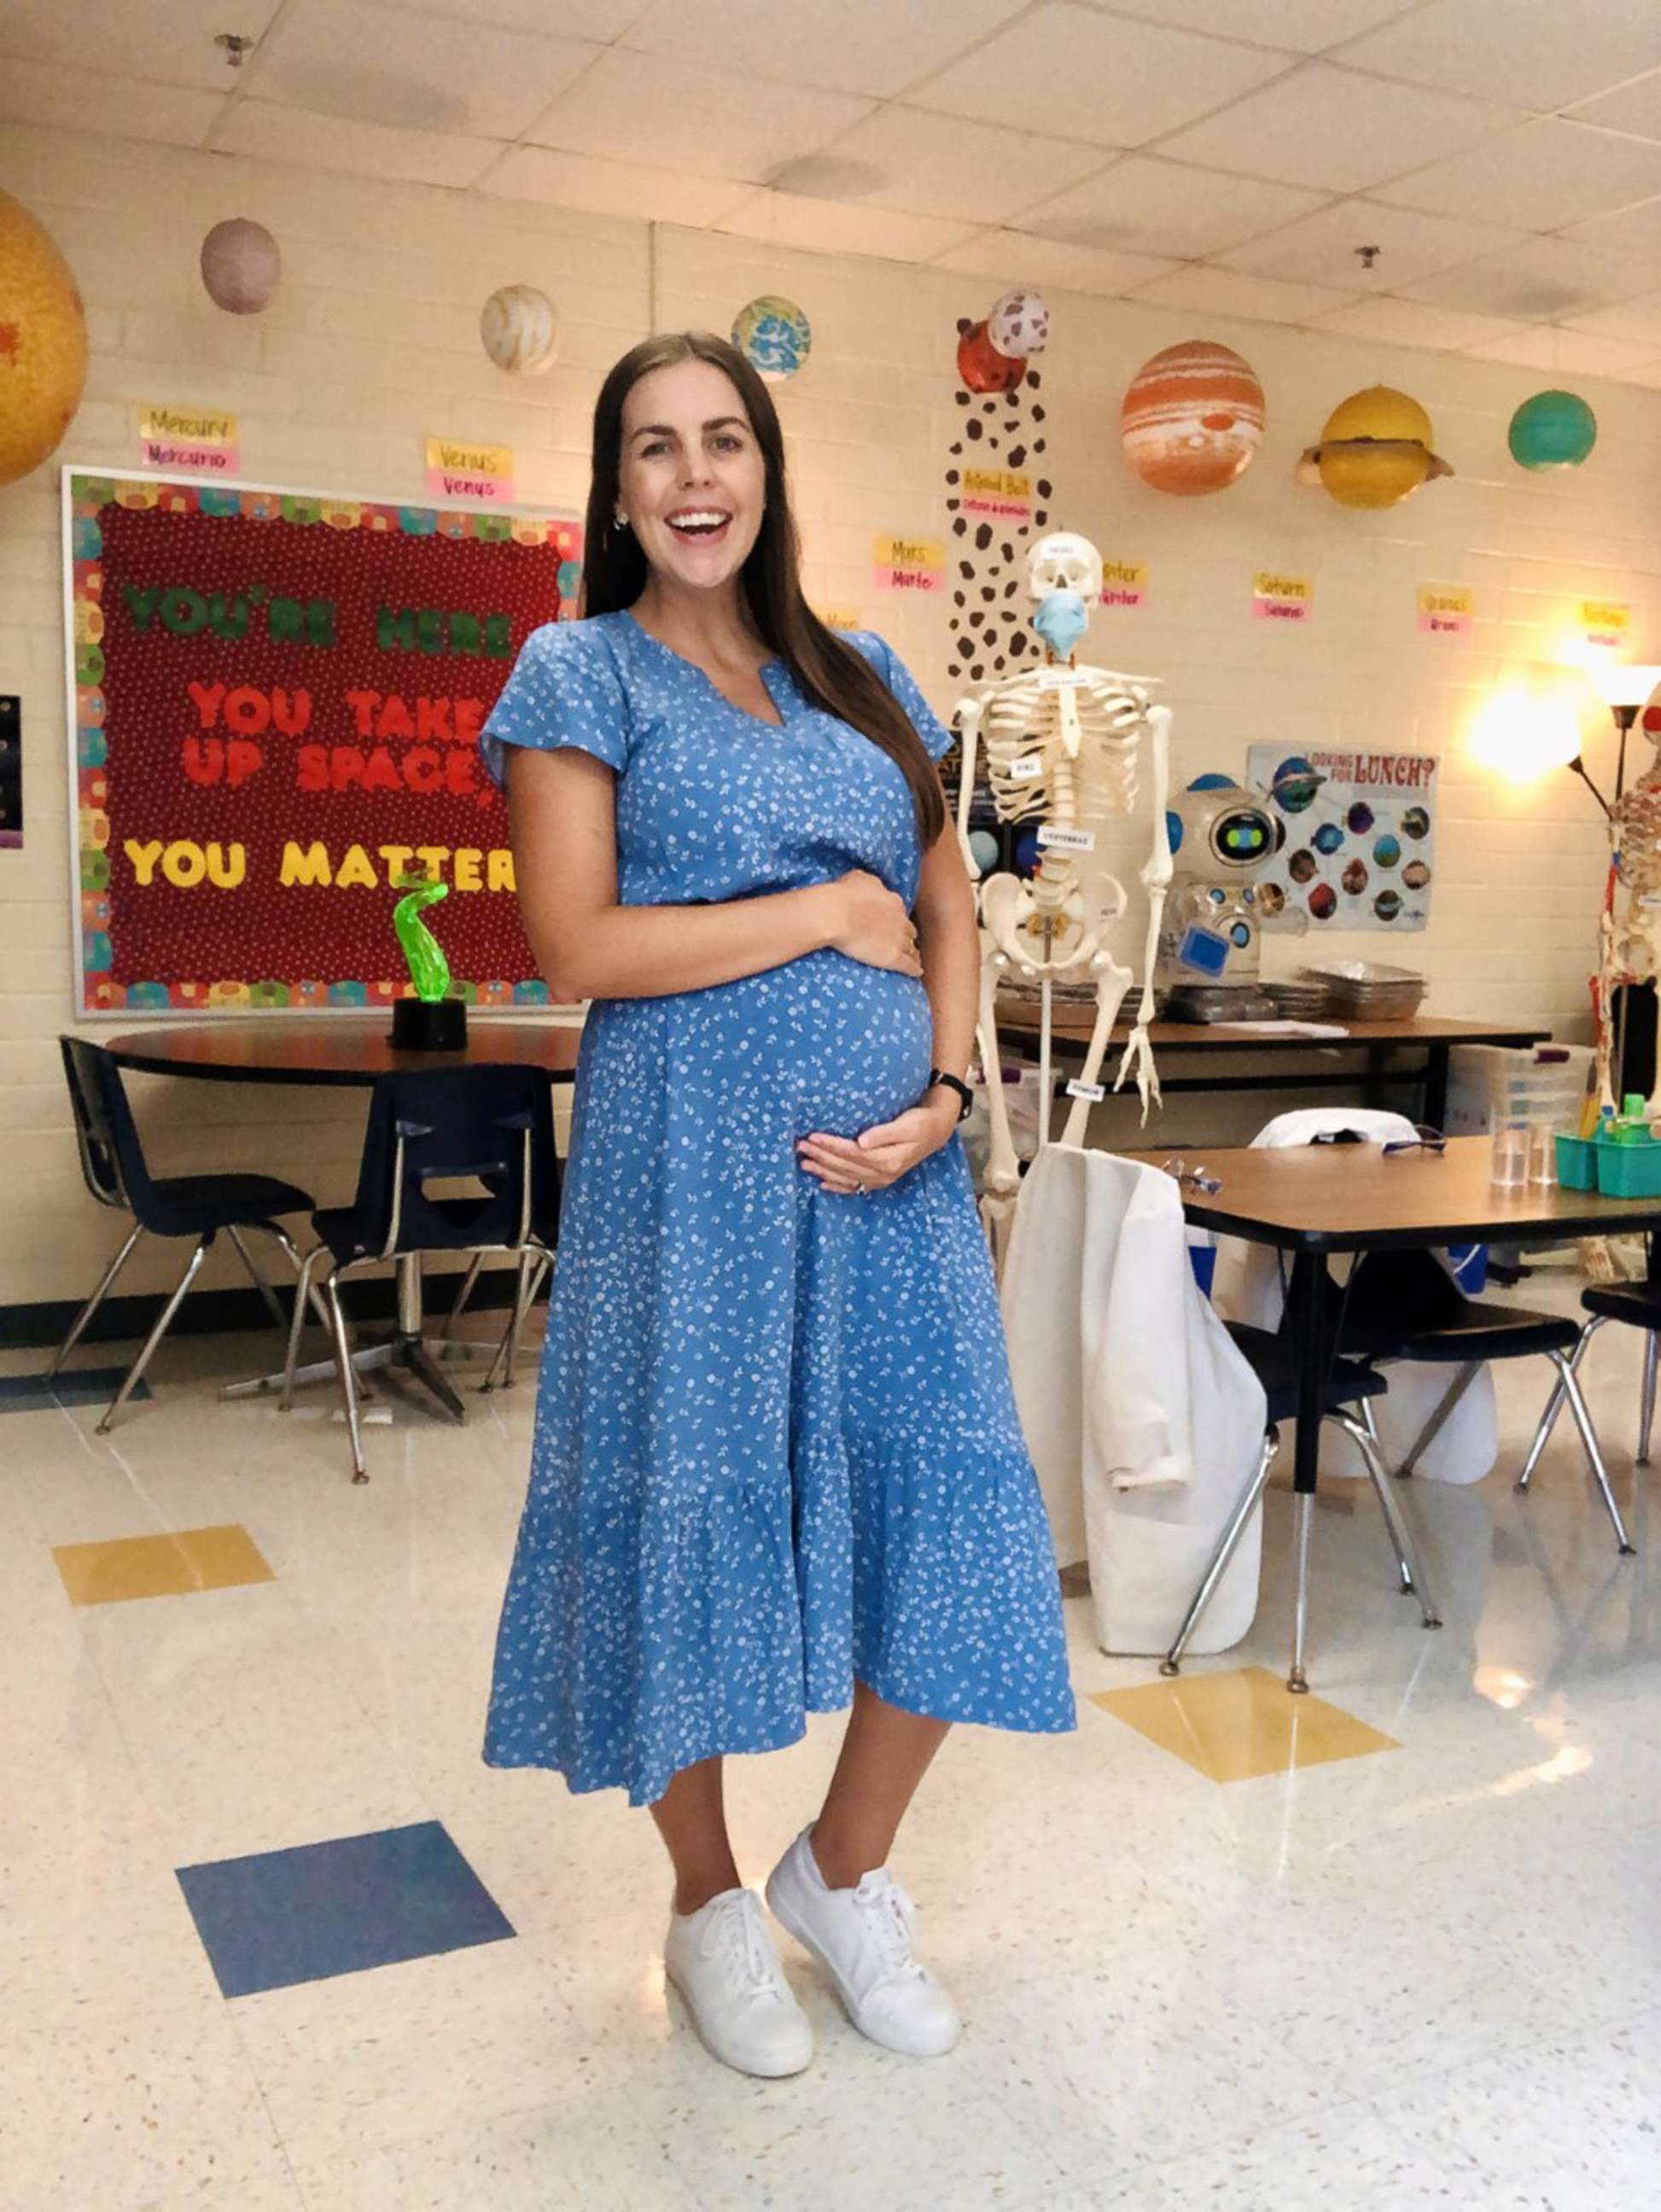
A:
1330,1406,1443,1631
1517,1317,1604,1494
48,1224,144,1377
225,1225,288,1336
1288,1490,1314,1694
96,1236,210,1433
1395,1359,1481,1481
281,1247,328,1412
442,1253,485,1340
322,1269,368,1483
256,1221,335,1342
1548,1349,1636,1556
480,1247,551,1394
1161,1427,1278,1678
1640,1331,1658,1465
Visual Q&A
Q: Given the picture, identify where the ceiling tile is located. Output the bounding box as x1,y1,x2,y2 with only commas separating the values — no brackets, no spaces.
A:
392,0,654,33
1334,0,1661,114
246,0,599,138
1561,289,1661,344
1567,67,1661,143
1397,235,1657,321
1155,62,1518,193
0,58,225,146
1559,195,1661,258
0,0,284,89
1078,1,1421,53
1127,265,1360,323
478,147,751,225
619,0,1029,100
1375,117,1661,227
1464,326,1661,375
1311,297,1530,352
932,230,1181,295
771,105,1109,225
1219,199,1521,288
715,191,980,265
524,47,871,181
1010,155,1328,259
906,3,1290,148
213,98,501,188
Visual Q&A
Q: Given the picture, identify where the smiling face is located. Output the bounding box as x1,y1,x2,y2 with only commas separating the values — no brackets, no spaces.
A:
616,358,766,602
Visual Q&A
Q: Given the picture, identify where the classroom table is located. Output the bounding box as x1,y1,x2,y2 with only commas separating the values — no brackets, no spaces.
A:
105,1018,580,1421
1123,1134,1659,1682
996,1006,1548,1128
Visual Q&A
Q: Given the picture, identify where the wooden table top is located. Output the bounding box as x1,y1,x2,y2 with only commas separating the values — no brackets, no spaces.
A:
1120,1134,1661,1253
994,1009,1551,1053
104,1017,583,1088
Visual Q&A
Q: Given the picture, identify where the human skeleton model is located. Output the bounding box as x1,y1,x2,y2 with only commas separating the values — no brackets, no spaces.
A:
1595,679,1661,1113
954,533,1173,1260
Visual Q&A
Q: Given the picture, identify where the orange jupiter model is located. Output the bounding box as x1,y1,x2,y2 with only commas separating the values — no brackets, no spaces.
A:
1120,339,1266,496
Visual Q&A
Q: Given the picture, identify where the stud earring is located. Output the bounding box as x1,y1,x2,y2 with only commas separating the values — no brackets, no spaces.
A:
613,511,629,530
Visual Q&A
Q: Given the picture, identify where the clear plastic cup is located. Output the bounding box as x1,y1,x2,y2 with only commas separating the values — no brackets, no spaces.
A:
1491,1123,1528,1188
1527,1122,1558,1186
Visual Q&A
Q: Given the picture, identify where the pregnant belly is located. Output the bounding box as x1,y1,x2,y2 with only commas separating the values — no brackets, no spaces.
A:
586,950,935,1147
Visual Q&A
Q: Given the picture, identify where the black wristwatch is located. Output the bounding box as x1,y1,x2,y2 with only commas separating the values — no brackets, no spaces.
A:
927,1068,974,1122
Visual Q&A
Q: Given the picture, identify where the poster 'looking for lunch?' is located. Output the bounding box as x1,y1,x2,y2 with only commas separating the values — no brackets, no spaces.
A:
1247,744,1437,932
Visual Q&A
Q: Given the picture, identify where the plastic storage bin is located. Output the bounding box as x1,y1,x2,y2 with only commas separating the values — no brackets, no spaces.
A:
1447,1045,1594,1138
1554,1133,1598,1190
1595,1141,1661,1197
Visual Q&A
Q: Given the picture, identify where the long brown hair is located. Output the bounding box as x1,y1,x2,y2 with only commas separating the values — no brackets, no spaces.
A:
580,330,947,848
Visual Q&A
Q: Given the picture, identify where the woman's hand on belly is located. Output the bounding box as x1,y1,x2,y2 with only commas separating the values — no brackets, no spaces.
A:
796,1091,960,1196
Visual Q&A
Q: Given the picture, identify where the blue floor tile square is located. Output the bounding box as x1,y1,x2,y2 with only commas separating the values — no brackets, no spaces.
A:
176,1820,515,1998
0,1367,149,1415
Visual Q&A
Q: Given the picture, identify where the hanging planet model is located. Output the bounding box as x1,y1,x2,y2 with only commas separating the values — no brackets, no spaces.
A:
1507,388,1596,471
0,189,88,487
200,218,281,314
1299,386,1452,509
731,295,812,381
1120,340,1266,496
480,284,559,375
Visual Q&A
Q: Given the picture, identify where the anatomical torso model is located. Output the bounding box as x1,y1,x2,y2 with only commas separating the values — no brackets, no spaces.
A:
1597,678,1661,1112
954,532,1173,1260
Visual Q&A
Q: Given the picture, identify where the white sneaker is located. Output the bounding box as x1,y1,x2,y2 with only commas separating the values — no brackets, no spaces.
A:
662,1886,814,2079
765,1825,961,2058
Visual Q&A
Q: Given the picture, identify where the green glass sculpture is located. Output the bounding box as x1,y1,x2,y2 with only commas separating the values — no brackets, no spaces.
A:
389,871,466,1050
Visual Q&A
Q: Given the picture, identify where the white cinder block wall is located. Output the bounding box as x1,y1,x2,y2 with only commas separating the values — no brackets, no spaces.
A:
3,120,1659,1313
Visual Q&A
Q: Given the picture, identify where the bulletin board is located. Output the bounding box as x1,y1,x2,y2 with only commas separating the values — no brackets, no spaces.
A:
61,468,584,1016
1248,743,1437,933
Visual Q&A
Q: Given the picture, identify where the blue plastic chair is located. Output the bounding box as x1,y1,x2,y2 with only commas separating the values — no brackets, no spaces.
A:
281,1064,559,1481
51,1037,318,1433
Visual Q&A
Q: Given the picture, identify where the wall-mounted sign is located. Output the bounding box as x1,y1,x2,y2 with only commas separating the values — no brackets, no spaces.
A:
961,467,1031,522
1417,584,1473,638
871,533,945,594
1253,570,1313,624
138,405,239,474
424,438,515,503
1250,742,1437,932
1099,558,1148,612
1581,598,1629,651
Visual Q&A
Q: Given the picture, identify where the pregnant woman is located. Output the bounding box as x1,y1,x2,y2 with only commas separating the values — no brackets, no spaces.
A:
482,330,1074,2079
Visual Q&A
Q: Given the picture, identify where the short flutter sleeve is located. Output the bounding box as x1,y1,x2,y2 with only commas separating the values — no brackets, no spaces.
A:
851,632,957,763
481,620,632,789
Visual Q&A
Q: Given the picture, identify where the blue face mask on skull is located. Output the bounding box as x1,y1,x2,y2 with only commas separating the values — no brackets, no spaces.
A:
1033,587,1088,661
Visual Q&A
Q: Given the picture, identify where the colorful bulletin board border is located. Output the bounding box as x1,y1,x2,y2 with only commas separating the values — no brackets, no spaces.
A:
61,466,584,1017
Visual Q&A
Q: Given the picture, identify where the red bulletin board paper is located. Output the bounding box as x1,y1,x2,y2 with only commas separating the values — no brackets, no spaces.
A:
63,471,583,1016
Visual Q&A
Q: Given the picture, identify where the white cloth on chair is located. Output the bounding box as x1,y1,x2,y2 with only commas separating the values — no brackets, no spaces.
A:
1210,1107,1497,1487
1000,1144,1268,1656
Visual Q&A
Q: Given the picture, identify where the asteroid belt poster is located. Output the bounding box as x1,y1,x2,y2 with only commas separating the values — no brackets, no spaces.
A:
1248,745,1437,933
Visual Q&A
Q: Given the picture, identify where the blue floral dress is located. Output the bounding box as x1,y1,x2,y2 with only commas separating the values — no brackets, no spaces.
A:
481,609,1075,1806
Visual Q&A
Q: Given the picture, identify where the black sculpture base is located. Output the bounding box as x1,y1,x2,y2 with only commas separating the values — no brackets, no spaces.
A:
390,997,467,1051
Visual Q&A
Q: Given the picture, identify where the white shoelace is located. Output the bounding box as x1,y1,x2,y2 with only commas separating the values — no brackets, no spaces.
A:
700,1892,783,2000
851,1871,930,1987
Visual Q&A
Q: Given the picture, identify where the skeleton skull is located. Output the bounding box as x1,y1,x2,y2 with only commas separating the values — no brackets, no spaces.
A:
1026,531,1102,605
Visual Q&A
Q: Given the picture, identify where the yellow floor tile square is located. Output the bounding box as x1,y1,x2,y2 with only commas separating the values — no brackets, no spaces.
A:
1090,1665,1399,1782
52,1524,275,1609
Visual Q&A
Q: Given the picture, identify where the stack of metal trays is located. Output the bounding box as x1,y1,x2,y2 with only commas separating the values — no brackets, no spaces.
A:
998,980,1144,1026
1262,978,1332,1019
1164,983,1276,1023
1298,960,1426,1022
